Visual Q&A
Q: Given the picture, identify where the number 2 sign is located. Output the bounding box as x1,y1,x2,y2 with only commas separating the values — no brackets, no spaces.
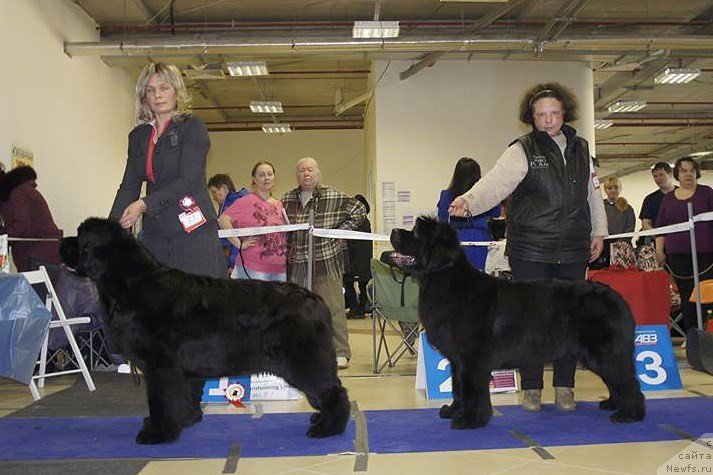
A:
633,325,682,391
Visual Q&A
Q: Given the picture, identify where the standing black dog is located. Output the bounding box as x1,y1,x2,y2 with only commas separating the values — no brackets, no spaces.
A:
61,218,350,444
390,216,645,429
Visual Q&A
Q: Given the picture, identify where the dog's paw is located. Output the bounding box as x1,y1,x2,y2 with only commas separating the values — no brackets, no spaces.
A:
609,410,645,424
182,410,203,428
142,416,153,430
439,403,459,419
135,428,179,445
599,398,617,411
307,421,345,438
450,413,490,430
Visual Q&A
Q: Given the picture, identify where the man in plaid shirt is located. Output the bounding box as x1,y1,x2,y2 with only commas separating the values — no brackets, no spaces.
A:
282,157,367,369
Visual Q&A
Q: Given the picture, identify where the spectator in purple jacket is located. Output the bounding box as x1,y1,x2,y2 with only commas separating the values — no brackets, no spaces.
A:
0,166,62,272
655,157,713,332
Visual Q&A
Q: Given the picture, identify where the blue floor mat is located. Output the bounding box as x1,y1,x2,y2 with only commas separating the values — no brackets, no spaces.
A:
368,398,713,453
0,397,711,461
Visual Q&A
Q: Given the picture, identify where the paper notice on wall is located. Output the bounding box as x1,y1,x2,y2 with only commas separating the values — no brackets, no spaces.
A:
382,181,396,202
397,190,411,203
382,181,397,235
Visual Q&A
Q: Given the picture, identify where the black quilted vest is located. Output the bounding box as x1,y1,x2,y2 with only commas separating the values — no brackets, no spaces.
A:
506,124,592,264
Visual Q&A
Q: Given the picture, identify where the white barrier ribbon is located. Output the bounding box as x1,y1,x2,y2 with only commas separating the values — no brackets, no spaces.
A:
604,211,712,241
7,237,60,242
459,241,502,247
218,223,309,238
312,228,391,242
209,209,710,246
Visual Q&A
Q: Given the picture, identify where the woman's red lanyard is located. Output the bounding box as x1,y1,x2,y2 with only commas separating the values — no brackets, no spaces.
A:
146,119,171,182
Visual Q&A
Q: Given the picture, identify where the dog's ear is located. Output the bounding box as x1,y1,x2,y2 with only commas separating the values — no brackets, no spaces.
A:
59,237,79,268
419,219,462,271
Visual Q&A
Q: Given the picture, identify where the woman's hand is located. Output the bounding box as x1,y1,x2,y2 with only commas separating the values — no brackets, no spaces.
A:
655,237,666,266
655,248,666,266
241,236,258,248
449,196,471,217
119,199,146,229
589,236,604,263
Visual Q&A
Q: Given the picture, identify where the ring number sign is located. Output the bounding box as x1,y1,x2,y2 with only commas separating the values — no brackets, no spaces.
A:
633,325,681,391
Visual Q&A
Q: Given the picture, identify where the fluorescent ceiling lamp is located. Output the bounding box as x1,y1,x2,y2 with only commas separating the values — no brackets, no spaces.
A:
261,123,293,134
250,101,284,113
687,150,713,158
607,100,647,113
654,67,701,84
226,61,268,77
594,119,614,130
352,21,400,39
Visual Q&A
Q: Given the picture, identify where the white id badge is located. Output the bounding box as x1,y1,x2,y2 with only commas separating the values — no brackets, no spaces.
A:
178,206,207,233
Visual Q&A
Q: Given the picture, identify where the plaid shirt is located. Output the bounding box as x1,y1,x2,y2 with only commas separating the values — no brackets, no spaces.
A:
282,183,367,283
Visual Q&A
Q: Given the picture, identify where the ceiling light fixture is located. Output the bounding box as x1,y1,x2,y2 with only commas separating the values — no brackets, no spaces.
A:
594,119,614,130
654,67,701,85
607,100,647,113
261,123,293,134
686,150,713,158
226,61,269,77
352,21,400,39
250,101,284,113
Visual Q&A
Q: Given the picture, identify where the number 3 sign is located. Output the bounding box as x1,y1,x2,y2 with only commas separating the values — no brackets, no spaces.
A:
634,325,682,391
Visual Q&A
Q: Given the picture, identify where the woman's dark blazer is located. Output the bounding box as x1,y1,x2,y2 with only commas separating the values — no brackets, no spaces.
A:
109,114,225,278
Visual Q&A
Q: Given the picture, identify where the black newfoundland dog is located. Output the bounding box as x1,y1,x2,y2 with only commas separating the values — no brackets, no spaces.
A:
61,218,350,444
390,217,645,429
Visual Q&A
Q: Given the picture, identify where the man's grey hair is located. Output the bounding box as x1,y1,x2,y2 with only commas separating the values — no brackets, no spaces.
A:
296,157,321,181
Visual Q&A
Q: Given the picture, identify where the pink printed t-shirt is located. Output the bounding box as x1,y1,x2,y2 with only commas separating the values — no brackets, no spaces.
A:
222,193,288,274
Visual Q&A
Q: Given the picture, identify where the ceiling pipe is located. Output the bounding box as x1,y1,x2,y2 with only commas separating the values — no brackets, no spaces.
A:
97,19,713,34
400,0,530,80
609,123,713,127
192,104,352,110
598,142,699,145
64,35,713,58
209,125,363,132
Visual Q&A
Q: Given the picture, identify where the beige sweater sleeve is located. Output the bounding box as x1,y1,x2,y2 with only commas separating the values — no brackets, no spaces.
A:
588,159,608,237
460,139,608,237
460,143,528,216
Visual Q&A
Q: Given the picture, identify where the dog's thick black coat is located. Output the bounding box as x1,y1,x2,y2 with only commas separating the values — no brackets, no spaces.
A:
391,217,645,429
61,218,349,444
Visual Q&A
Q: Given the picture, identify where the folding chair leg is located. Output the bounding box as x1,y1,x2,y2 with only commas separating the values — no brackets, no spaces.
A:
37,330,50,389
61,323,96,392
28,379,41,401
373,311,395,374
671,312,686,338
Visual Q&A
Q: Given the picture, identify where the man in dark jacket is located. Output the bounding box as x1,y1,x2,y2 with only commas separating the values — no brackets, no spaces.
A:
207,173,249,269
343,194,372,318
0,166,62,272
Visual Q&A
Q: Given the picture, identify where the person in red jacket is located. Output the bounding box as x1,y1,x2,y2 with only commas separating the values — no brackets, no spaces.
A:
0,166,62,272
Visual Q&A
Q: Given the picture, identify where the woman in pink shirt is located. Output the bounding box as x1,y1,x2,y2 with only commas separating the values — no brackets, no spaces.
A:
218,161,288,281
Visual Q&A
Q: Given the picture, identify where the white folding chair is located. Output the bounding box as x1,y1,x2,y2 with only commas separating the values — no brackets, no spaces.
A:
21,266,96,400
